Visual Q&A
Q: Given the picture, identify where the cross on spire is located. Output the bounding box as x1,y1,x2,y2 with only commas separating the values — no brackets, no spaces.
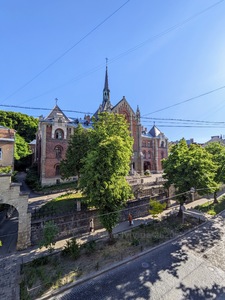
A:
55,98,58,105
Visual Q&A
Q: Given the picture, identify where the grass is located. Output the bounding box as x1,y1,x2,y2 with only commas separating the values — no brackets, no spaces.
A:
20,215,201,299
37,192,89,215
38,181,78,193
195,195,225,216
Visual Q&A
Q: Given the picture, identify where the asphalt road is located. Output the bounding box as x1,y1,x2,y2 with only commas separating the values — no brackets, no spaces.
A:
51,212,225,300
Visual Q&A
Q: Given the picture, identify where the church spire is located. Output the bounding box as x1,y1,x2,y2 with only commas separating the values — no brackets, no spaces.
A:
103,58,110,104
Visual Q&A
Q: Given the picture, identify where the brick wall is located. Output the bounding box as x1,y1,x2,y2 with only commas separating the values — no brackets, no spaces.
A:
31,195,164,245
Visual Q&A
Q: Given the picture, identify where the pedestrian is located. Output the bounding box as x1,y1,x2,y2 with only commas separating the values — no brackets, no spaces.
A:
89,218,94,233
128,213,133,226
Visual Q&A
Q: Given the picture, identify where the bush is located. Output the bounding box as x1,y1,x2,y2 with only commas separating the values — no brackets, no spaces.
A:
25,165,41,190
82,240,96,256
39,221,59,253
0,166,11,174
61,238,80,260
144,169,151,176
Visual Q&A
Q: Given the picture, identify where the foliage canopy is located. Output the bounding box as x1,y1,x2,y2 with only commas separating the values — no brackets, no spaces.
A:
79,112,133,240
162,139,218,204
60,124,90,181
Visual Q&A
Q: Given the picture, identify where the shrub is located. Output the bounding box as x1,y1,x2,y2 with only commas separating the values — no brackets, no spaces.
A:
0,166,11,174
61,238,80,260
39,221,59,253
25,165,41,190
83,240,96,256
144,169,151,176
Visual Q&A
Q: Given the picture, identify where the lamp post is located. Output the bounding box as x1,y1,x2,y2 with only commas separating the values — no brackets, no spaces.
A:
190,187,195,202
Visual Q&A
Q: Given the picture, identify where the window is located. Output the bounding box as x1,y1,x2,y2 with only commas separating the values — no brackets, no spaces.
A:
142,141,146,147
161,141,165,148
147,142,151,148
143,150,146,159
55,145,63,159
148,151,151,159
0,148,2,160
161,151,164,159
55,165,60,176
55,129,64,139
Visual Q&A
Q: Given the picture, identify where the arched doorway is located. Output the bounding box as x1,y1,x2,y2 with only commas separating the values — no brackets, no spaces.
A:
0,174,31,250
144,161,151,171
0,204,19,254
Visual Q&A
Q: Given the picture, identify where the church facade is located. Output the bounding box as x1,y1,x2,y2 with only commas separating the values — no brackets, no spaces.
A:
36,67,168,186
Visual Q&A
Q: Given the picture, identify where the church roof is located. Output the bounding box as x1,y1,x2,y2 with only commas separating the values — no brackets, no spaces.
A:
149,125,161,137
45,104,70,122
142,125,165,138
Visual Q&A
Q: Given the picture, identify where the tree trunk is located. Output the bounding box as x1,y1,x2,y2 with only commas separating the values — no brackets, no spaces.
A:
177,204,183,219
108,230,114,244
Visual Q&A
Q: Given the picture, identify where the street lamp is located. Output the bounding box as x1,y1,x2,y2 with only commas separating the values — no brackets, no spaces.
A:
190,187,195,202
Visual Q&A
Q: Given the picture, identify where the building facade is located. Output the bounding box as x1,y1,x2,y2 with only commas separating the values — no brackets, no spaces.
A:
36,67,168,186
0,125,15,169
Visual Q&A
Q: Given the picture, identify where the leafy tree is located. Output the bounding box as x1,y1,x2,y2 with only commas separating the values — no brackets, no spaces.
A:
79,112,133,242
149,199,166,219
39,221,58,253
0,111,37,168
60,124,90,185
205,142,225,203
14,133,31,160
162,139,218,217
0,110,38,142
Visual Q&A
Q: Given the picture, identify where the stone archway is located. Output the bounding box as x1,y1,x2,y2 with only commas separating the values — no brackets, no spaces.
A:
0,174,31,250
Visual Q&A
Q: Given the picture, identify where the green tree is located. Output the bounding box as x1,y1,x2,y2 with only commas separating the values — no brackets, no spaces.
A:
60,124,90,185
14,133,31,160
205,142,225,203
39,221,58,253
162,139,217,217
149,199,166,219
0,110,38,142
79,112,133,242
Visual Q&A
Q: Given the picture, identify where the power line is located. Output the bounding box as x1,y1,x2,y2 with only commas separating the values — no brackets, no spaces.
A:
16,0,225,106
3,0,224,106
2,0,131,103
142,85,225,116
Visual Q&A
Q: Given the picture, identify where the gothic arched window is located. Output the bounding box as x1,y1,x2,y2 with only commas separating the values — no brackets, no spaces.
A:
55,164,60,176
143,150,146,159
55,145,63,159
142,141,146,147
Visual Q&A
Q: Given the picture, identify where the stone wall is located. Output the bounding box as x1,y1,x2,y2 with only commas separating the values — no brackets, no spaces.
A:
0,174,31,250
31,195,164,245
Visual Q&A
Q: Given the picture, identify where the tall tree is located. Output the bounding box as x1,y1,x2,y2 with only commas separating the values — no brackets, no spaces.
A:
162,139,218,217
60,124,90,184
0,111,38,142
79,112,133,242
205,142,225,203
14,133,31,160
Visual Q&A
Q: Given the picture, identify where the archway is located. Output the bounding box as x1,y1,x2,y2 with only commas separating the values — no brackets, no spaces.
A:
0,174,31,250
0,204,18,254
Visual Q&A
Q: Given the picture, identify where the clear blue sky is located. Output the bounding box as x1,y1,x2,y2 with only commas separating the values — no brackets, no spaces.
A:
1,0,225,143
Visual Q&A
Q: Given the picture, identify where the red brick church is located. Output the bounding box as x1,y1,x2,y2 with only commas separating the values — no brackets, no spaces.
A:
36,67,168,186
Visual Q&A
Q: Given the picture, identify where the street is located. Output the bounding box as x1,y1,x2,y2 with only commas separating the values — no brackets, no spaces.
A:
51,212,225,300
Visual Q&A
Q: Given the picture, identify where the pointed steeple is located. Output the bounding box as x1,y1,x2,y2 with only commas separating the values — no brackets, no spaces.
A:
103,58,110,105
136,105,141,124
